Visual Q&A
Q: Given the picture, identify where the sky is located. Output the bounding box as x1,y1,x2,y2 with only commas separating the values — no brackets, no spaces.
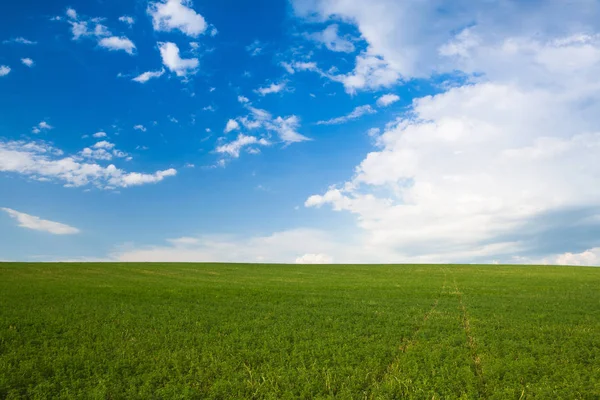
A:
1,0,600,266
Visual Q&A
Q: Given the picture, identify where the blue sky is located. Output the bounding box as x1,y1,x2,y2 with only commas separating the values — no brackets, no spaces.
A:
1,0,600,265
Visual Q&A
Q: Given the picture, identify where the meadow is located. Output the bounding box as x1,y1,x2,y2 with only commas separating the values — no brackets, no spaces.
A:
0,263,598,399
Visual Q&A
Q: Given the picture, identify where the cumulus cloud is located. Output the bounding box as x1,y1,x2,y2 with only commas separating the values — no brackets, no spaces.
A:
132,69,165,83
255,82,286,96
216,134,270,157
66,7,77,20
376,93,400,107
0,140,176,189
224,119,240,133
92,131,107,138
0,66,10,76
159,42,199,77
553,248,600,266
308,24,355,53
21,58,34,67
316,105,376,125
119,16,135,26
1,207,80,235
98,36,136,55
238,95,249,103
148,0,208,37
290,0,600,263
32,121,52,134
133,125,147,132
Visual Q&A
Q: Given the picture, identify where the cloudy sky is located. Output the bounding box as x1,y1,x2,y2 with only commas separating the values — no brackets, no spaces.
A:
1,0,599,265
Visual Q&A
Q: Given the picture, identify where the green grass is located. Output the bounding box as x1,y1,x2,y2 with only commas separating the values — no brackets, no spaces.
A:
0,263,598,399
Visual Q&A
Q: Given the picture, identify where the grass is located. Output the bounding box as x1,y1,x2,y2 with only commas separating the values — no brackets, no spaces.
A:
0,263,598,399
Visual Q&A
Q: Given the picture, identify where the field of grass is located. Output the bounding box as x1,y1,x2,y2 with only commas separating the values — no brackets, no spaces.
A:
0,263,598,399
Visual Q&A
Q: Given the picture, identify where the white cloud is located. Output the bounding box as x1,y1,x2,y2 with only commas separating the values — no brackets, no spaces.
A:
0,66,10,76
111,229,354,263
235,105,310,144
132,69,165,83
316,105,376,125
66,8,77,19
246,40,264,56
306,79,600,262
92,132,107,138
256,82,286,96
167,237,199,246
0,140,176,189
69,21,111,41
148,0,208,37
289,0,600,263
553,248,600,266
308,24,355,53
2,207,80,235
331,53,401,93
80,141,130,161
237,95,249,103
224,119,240,133
159,42,199,77
3,37,37,45
295,253,333,264
98,36,136,55
119,16,135,25
38,121,52,130
32,121,52,134
271,115,309,143
216,134,270,158
65,9,111,41
80,147,113,161
202,105,215,112
133,125,147,132
21,58,34,67
376,93,400,107
92,141,115,150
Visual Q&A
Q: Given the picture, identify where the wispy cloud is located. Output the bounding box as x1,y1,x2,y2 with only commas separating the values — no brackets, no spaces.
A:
1,207,80,235
132,69,165,83
316,105,376,125
246,40,264,56
3,37,37,45
255,82,286,96
216,134,270,158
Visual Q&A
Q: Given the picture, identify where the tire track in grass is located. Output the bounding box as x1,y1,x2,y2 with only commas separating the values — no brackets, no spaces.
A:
453,276,487,398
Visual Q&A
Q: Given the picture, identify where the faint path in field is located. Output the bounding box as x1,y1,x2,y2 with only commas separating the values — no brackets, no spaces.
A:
372,271,448,388
452,276,487,398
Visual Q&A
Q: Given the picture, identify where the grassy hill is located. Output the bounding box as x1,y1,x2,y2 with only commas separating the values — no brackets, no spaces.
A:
1,263,598,399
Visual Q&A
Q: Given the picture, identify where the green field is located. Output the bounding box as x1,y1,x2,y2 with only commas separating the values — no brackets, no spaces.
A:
0,263,598,399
